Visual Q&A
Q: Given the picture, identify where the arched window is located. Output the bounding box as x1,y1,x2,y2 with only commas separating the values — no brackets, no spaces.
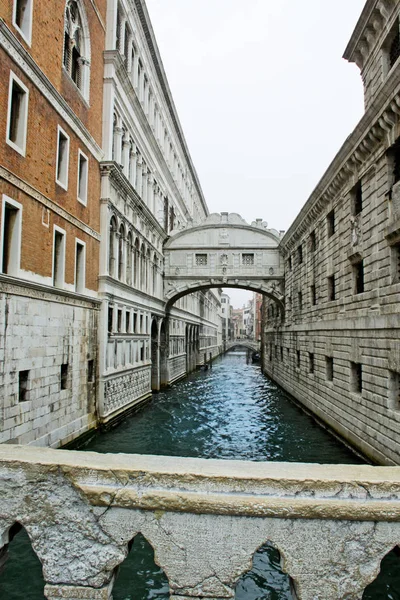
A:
134,238,140,288
126,231,133,285
63,0,90,100
118,224,125,281
108,216,118,277
153,254,158,297
140,243,146,290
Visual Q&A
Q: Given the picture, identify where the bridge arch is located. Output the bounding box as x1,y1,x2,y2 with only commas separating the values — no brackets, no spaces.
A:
163,213,285,314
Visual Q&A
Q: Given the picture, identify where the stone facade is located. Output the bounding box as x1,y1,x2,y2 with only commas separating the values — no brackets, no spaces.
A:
1,445,400,600
263,0,400,466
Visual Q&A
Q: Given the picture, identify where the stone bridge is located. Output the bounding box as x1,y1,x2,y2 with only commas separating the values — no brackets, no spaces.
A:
225,340,260,353
164,213,285,311
1,445,400,600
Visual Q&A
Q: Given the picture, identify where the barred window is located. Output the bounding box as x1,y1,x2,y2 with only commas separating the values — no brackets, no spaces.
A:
195,254,208,266
242,253,254,266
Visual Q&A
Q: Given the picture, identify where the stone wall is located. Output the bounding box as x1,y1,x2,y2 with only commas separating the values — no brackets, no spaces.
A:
1,445,400,600
0,281,99,447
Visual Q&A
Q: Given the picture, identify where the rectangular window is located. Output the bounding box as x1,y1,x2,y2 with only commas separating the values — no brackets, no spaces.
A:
296,350,301,369
56,126,70,189
18,370,29,402
327,210,335,237
280,346,284,362
1,197,22,276
77,150,88,205
117,309,122,333
298,291,302,311
352,181,362,215
133,312,138,333
297,245,303,264
353,260,364,294
310,284,316,306
326,356,333,381
387,20,400,71
87,359,94,383
60,363,69,390
195,253,208,266
126,311,130,333
309,231,316,252
108,306,113,333
309,353,314,374
139,314,143,332
389,370,400,410
327,275,335,301
75,240,85,293
6,72,29,156
391,243,400,284
52,227,66,288
351,362,362,394
13,0,33,44
288,256,292,271
140,344,144,361
242,253,254,266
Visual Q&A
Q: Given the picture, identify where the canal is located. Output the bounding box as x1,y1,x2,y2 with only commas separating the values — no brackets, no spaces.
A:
1,351,399,599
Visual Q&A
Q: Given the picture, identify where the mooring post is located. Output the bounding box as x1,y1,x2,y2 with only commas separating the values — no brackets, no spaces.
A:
204,352,207,366
209,352,212,369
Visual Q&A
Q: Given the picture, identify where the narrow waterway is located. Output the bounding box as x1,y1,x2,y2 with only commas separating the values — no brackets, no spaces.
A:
1,352,399,599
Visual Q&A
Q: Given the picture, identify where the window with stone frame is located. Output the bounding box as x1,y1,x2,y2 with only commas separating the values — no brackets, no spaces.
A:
326,356,334,381
350,362,362,394
13,0,33,44
384,18,400,75
389,370,400,410
63,0,90,99
195,254,207,266
242,253,254,266
351,180,363,216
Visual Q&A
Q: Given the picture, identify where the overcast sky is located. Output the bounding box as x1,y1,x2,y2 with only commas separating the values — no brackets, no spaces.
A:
145,0,366,307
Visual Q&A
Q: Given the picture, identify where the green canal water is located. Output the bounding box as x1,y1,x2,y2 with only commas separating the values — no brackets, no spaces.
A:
1,352,399,599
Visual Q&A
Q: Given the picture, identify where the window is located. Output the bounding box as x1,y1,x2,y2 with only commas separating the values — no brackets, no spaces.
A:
13,0,33,44
60,363,69,390
126,311,130,332
63,0,90,99
280,346,284,362
310,284,316,306
296,350,301,369
1,197,22,276
117,309,122,332
6,72,29,156
77,150,88,204
386,19,400,72
287,256,292,271
18,370,29,402
108,306,113,333
327,210,335,237
195,254,208,266
309,353,314,374
53,227,66,288
75,240,85,293
87,359,94,383
297,245,303,264
391,243,400,284
351,362,362,394
353,260,364,294
391,138,400,185
298,291,303,311
389,371,400,410
133,312,137,333
327,275,335,301
352,181,362,216
309,231,316,252
56,126,70,189
242,253,254,266
326,356,333,381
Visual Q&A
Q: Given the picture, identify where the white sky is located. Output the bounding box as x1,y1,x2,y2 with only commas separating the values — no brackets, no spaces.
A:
145,0,367,308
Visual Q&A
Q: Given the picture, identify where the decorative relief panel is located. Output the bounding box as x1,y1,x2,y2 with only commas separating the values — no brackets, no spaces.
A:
104,367,151,415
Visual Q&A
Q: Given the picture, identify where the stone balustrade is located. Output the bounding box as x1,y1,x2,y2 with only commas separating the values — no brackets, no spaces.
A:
1,445,400,599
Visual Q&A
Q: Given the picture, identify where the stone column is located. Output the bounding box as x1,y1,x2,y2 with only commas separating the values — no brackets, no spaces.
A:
126,32,133,73
142,165,148,205
113,126,123,166
118,16,126,56
132,51,139,88
136,156,143,196
129,145,137,188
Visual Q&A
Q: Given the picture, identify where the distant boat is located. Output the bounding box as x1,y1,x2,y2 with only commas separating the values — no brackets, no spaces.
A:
251,352,260,363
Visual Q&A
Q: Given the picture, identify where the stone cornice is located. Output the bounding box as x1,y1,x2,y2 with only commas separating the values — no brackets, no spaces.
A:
104,51,192,222
132,1,209,218
343,0,383,64
281,63,400,255
0,166,101,241
0,275,101,308
0,20,103,161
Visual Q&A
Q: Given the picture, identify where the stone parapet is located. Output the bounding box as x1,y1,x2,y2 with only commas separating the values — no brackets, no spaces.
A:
1,445,400,599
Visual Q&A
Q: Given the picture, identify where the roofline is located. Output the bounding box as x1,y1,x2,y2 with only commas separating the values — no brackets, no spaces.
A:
134,0,209,217
343,0,376,61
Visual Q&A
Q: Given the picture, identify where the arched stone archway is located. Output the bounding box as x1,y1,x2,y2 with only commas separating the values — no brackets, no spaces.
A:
164,213,285,316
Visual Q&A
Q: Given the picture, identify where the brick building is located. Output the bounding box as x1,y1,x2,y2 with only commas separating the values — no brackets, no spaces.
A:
0,0,106,446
